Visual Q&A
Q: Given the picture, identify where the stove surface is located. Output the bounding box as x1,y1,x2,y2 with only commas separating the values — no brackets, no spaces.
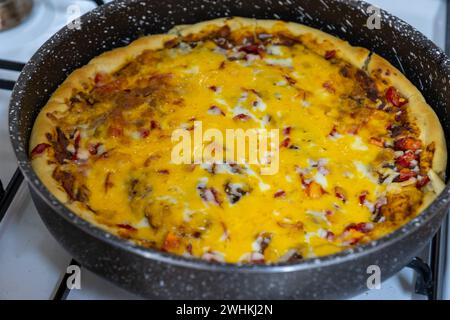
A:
0,0,448,300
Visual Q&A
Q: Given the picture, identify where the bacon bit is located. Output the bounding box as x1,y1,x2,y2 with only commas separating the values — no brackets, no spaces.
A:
254,232,272,254
209,85,218,92
192,231,202,239
305,182,324,199
282,126,292,136
325,231,335,241
88,143,101,155
163,232,180,251
298,173,308,188
296,89,308,101
108,126,123,137
372,197,388,222
334,186,347,203
359,191,369,205
233,114,251,121
116,224,137,231
198,184,222,206
99,151,109,159
345,222,373,233
394,137,422,151
186,243,193,255
395,151,417,168
208,105,225,116
73,131,81,148
257,33,272,41
328,125,339,137
324,50,337,60
104,172,114,192
54,127,72,164
280,137,291,148
369,137,385,147
71,131,81,160
184,164,197,172
386,86,408,107
346,237,362,246
394,168,417,182
202,251,225,263
322,81,335,94
31,143,51,158
157,169,170,174
416,175,430,188
140,128,150,138
374,196,388,211
239,44,264,56
150,120,160,130
94,72,109,86
274,190,286,198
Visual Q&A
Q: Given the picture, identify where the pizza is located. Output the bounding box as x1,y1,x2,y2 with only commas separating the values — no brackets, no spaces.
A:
29,17,447,264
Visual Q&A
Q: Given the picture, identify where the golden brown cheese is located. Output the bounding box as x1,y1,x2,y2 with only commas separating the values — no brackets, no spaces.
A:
30,21,442,264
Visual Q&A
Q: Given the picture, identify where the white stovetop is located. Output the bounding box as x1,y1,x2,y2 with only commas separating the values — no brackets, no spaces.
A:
0,0,448,300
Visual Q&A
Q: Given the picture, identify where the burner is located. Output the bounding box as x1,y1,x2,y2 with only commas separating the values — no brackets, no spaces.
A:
0,0,33,31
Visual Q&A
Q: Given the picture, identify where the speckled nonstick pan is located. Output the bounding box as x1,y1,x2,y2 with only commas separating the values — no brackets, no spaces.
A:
9,0,450,299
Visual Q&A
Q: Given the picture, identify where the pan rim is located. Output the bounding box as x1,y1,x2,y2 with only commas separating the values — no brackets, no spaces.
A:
8,0,450,274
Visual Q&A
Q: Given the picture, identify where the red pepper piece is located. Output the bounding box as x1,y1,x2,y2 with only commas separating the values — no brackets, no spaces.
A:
31,143,51,157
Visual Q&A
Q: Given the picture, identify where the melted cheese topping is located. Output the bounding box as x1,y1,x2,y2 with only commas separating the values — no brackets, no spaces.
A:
31,29,433,264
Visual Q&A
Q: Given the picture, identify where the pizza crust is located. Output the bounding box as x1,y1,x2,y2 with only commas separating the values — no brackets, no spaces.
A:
168,16,257,37
30,17,447,238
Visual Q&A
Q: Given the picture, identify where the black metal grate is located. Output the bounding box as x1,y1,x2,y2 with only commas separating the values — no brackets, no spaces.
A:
0,0,445,300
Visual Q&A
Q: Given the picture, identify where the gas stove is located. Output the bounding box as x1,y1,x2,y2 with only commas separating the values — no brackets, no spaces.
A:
0,0,448,300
